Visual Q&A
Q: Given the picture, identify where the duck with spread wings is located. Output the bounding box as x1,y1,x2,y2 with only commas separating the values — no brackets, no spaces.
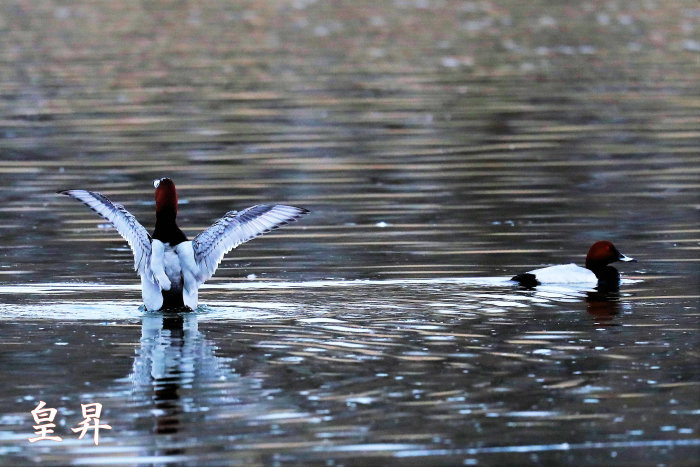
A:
58,178,308,311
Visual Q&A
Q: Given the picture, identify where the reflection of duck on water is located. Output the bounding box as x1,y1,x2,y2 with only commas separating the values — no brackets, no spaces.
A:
131,312,218,436
585,288,621,325
59,178,308,311
126,311,302,449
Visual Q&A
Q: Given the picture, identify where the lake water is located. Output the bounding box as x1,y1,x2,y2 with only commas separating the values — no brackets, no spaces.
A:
0,1,698,465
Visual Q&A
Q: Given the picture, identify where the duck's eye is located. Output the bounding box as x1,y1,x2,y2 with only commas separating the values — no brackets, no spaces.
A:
153,179,161,189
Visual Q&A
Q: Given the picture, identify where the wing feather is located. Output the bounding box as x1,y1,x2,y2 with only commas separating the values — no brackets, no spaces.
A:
192,204,308,282
58,190,153,279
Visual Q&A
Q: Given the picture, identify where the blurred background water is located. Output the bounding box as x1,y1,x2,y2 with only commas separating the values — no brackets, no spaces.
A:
0,1,698,465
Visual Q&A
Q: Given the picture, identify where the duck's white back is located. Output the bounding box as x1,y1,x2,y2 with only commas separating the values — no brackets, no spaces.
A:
527,263,598,284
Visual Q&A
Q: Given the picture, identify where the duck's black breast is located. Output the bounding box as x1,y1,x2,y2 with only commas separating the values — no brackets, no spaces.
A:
592,266,621,291
152,221,188,246
161,289,185,310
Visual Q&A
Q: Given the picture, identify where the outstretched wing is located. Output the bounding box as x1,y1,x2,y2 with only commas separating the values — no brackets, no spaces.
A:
193,204,308,282
58,190,153,278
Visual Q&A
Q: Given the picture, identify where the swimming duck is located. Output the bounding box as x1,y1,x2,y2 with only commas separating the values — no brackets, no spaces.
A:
511,241,636,287
59,178,308,310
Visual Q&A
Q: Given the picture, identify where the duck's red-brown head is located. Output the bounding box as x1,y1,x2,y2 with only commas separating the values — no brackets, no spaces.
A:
152,178,188,245
154,178,178,218
585,241,635,270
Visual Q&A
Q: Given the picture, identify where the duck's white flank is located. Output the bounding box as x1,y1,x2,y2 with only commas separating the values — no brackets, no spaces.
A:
526,263,598,284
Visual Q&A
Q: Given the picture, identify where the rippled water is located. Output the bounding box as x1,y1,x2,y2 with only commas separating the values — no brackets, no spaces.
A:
0,1,698,465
